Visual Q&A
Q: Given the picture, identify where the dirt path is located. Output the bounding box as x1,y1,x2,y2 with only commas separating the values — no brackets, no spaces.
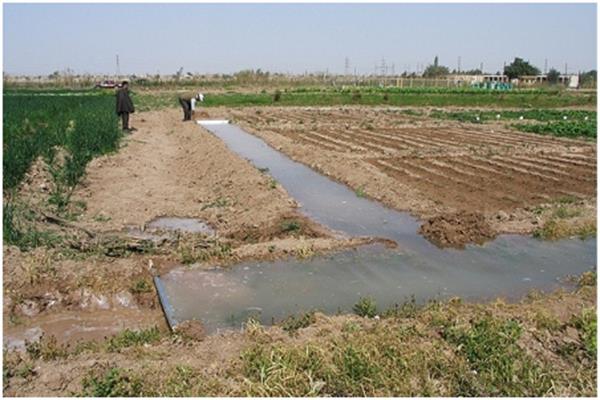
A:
74,108,297,236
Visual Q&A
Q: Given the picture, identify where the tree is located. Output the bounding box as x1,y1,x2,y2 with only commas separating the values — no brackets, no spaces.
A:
422,55,449,78
546,68,560,84
503,57,540,79
580,70,597,88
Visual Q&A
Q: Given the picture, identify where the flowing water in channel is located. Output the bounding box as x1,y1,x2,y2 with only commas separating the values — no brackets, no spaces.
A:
156,122,596,332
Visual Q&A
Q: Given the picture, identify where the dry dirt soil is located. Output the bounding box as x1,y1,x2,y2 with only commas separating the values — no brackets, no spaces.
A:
225,106,597,247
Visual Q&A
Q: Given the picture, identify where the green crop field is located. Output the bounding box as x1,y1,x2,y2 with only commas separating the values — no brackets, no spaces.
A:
3,91,122,246
429,109,597,138
134,86,596,111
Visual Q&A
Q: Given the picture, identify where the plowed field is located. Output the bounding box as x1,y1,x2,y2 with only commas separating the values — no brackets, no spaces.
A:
228,107,596,246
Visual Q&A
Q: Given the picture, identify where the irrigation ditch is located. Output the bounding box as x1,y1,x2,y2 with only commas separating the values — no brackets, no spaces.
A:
152,121,596,333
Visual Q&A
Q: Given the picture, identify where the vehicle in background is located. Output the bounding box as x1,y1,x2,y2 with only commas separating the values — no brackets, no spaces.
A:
95,80,120,89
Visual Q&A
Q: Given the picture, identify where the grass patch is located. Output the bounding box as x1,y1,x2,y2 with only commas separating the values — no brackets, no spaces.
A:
200,197,229,210
355,186,366,198
178,237,232,264
280,311,317,334
533,311,561,332
533,218,596,240
280,219,301,233
578,271,596,287
106,327,161,352
571,308,597,359
25,335,69,361
238,320,460,396
3,201,63,251
443,316,552,396
130,278,153,295
383,296,420,319
554,205,581,219
82,367,144,397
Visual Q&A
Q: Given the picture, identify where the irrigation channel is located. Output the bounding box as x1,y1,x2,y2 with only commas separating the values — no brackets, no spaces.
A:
155,121,596,333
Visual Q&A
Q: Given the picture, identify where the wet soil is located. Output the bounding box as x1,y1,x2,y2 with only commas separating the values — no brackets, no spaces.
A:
419,211,496,249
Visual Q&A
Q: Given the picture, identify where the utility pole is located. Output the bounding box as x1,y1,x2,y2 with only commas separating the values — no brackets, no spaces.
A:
116,54,120,78
457,56,461,73
544,58,548,74
380,57,387,76
564,62,568,75
480,62,484,73
344,57,350,76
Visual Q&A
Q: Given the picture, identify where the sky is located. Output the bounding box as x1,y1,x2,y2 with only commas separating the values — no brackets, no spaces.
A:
3,2,597,76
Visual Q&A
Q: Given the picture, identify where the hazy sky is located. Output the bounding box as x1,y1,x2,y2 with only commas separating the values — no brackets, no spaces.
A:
3,2,597,76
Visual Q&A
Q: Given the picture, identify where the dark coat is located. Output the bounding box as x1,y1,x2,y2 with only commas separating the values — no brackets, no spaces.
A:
116,88,135,115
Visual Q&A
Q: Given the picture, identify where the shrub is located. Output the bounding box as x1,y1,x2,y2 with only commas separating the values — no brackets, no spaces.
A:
353,296,377,318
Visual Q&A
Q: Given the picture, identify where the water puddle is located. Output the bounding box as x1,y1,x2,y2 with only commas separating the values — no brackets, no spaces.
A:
153,121,596,332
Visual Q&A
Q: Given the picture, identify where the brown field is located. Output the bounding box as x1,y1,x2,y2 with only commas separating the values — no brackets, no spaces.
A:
222,106,597,246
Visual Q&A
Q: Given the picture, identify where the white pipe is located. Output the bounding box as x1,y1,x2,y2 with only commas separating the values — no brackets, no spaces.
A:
197,120,229,125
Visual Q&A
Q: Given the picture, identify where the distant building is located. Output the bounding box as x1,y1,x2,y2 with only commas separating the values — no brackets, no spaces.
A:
449,74,510,85
516,74,579,87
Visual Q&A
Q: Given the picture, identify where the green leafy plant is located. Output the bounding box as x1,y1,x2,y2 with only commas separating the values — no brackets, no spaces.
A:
82,367,144,397
353,296,377,318
106,327,161,352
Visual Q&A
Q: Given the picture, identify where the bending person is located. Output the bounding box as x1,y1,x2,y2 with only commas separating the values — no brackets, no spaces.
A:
178,92,204,121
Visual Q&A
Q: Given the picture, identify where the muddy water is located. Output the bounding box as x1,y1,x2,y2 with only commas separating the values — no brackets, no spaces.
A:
3,309,164,351
156,122,596,332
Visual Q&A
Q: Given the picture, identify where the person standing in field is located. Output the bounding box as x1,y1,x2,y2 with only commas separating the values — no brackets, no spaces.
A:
116,81,135,131
178,92,204,121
